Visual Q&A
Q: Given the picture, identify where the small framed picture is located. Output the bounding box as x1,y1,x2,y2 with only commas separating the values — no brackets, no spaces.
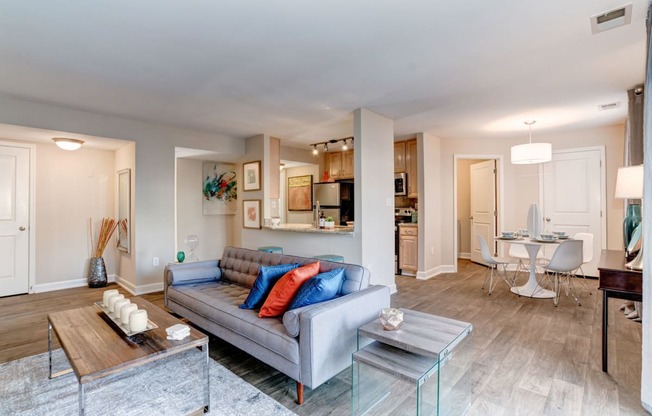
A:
243,199,261,229
243,161,261,191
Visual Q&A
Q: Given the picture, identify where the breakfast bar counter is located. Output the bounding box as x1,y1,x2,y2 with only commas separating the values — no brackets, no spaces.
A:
263,223,355,235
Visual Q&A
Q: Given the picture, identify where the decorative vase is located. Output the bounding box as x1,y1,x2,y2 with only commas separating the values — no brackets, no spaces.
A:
88,257,108,288
527,203,541,238
623,204,642,249
379,308,404,331
177,251,185,263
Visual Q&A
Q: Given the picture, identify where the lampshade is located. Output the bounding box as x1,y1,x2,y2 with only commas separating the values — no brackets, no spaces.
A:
615,164,644,199
511,142,552,164
52,137,84,151
510,120,552,164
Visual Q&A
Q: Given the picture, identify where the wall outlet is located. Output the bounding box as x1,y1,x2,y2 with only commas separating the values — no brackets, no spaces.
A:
153,257,159,267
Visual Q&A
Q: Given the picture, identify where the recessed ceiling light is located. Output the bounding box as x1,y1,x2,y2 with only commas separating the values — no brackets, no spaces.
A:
590,3,632,34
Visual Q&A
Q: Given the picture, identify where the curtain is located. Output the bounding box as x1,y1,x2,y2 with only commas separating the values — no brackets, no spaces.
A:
625,85,644,166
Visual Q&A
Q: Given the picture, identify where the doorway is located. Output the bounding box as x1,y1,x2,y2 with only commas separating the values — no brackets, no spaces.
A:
453,155,503,270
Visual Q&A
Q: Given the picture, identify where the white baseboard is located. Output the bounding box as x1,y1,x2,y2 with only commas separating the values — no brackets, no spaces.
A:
31,274,162,295
416,265,456,280
32,275,116,293
458,252,471,259
114,275,164,295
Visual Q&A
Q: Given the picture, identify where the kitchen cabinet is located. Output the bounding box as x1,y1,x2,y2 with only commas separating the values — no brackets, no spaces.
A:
399,224,418,274
394,141,406,173
325,150,354,179
406,139,418,198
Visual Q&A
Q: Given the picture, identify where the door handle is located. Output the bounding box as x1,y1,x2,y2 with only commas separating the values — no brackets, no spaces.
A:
470,216,473,220
545,217,551,222
19,226,26,231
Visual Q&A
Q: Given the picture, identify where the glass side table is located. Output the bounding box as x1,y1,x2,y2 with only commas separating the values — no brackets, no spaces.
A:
352,309,473,416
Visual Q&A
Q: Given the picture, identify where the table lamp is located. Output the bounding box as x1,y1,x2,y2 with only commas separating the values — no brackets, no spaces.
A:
615,165,644,270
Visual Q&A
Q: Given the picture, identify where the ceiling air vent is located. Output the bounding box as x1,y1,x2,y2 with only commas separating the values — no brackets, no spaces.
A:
598,102,621,111
590,3,633,34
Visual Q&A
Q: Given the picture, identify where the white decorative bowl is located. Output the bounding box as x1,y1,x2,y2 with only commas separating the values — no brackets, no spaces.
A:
379,308,404,331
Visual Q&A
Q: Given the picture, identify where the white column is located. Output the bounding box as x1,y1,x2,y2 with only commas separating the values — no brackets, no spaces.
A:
354,108,396,291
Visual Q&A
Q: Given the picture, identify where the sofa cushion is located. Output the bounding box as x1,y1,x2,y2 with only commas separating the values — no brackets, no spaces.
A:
167,281,300,364
288,268,344,310
259,261,320,318
240,263,301,310
167,266,221,286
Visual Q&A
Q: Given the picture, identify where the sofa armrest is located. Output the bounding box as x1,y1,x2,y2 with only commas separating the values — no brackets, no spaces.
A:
164,260,221,307
297,285,390,389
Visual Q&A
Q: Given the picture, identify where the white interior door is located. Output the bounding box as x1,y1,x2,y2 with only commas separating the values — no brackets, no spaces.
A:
470,160,497,265
541,148,604,276
0,145,30,297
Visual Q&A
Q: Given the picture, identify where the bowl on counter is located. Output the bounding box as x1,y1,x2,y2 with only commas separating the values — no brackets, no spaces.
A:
346,221,354,227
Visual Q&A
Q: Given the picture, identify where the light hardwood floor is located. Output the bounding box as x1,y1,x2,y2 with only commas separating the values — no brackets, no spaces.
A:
0,260,646,415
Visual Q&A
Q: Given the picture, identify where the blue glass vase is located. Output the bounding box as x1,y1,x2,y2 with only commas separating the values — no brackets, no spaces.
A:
623,204,641,249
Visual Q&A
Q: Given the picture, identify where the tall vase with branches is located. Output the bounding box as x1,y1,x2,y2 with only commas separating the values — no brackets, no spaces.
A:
88,218,119,288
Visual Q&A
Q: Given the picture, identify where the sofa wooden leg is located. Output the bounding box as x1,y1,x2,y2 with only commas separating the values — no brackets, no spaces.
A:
296,382,304,405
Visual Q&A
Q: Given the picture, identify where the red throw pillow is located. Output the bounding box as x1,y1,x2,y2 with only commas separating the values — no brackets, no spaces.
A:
259,261,320,318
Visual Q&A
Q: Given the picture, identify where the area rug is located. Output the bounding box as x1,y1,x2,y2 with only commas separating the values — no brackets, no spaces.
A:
0,348,296,416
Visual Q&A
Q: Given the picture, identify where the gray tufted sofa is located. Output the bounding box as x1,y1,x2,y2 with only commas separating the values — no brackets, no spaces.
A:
164,246,390,404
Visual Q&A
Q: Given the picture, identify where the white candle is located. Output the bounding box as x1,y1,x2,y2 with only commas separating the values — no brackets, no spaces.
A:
120,304,138,325
102,289,118,307
113,299,130,318
129,309,148,332
108,294,124,314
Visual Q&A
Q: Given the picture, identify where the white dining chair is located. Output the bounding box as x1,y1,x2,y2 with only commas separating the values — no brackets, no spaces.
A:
573,232,594,295
477,235,517,295
541,240,584,306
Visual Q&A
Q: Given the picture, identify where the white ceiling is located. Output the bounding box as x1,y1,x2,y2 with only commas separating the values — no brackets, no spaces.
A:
0,1,647,147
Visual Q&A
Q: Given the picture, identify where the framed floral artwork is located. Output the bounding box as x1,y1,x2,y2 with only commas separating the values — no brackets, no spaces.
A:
243,160,261,191
243,199,261,229
202,163,237,215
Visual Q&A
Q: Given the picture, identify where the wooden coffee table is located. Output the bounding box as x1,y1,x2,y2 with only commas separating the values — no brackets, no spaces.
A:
47,296,209,415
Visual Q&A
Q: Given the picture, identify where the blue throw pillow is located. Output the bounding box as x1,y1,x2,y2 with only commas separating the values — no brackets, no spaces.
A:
288,268,345,310
240,263,301,309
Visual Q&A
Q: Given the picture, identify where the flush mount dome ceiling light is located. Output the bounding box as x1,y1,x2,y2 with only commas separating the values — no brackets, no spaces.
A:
510,121,552,165
52,137,84,151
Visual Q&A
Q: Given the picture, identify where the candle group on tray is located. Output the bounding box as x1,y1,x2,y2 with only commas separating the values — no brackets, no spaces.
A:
102,290,149,333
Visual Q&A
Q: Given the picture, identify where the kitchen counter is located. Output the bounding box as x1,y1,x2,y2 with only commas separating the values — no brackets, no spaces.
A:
263,223,355,235
398,223,418,227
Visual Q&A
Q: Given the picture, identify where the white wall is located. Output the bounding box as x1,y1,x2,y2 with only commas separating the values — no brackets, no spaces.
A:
434,124,625,269
0,94,244,293
418,133,445,278
114,142,136,289
355,108,395,289
284,164,319,224
176,158,233,262
34,143,115,288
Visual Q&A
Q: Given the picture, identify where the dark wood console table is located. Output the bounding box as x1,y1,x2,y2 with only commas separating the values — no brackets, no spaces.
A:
597,249,643,372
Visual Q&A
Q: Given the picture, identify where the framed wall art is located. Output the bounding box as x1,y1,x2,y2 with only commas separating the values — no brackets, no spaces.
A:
243,199,261,229
243,161,261,191
288,175,313,211
202,163,237,215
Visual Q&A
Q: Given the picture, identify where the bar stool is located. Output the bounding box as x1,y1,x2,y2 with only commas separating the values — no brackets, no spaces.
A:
312,254,344,262
258,246,283,254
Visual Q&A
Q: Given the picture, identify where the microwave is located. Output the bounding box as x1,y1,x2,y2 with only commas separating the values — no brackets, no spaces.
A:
394,173,407,196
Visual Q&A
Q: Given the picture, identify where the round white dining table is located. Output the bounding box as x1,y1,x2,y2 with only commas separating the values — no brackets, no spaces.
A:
495,237,561,299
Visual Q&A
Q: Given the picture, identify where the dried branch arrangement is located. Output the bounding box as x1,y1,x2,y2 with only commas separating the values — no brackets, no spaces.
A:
94,218,118,258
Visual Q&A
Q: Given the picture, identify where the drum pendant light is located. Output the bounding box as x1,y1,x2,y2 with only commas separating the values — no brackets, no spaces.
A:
510,121,552,164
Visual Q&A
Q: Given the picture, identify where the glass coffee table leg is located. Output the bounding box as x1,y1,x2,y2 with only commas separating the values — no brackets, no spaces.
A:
202,343,210,413
48,322,53,379
79,383,85,415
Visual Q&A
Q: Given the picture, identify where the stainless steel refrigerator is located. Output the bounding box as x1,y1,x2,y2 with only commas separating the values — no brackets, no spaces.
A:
313,182,354,225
